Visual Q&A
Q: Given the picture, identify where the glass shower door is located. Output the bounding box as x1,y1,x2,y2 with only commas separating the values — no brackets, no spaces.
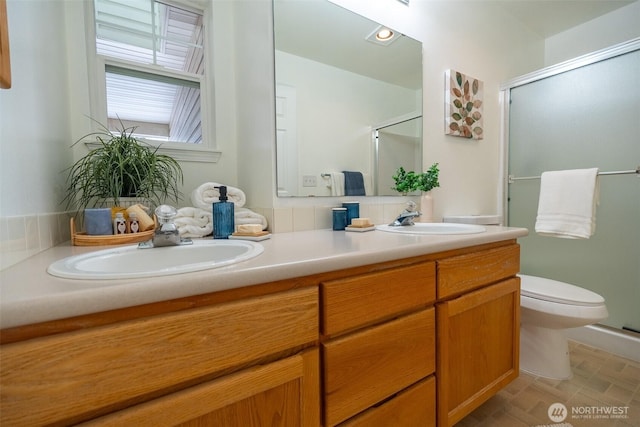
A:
507,48,640,332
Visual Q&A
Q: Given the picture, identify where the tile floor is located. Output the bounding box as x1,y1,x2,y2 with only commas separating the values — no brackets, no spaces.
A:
457,341,640,427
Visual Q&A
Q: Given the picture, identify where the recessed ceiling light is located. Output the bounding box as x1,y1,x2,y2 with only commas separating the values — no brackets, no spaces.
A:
376,28,394,41
365,25,400,46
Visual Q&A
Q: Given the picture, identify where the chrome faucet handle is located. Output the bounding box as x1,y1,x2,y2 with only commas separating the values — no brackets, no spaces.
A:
405,200,417,212
155,205,178,230
390,202,422,226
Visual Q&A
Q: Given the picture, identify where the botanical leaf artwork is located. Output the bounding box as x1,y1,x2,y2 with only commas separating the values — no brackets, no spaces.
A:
445,69,484,140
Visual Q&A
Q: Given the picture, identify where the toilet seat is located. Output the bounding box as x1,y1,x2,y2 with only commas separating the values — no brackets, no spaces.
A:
519,274,605,307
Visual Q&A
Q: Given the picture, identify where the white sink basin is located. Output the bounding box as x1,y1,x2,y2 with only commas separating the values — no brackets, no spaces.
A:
47,240,264,280
376,222,486,235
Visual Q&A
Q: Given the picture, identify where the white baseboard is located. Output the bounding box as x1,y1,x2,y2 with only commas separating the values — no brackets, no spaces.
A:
566,324,640,362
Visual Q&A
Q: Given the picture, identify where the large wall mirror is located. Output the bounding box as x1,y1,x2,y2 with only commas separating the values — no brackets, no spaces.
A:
273,0,423,197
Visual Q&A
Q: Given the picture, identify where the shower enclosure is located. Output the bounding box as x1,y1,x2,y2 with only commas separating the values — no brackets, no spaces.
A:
503,40,640,333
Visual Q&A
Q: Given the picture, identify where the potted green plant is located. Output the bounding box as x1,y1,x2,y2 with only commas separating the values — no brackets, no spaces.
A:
391,166,418,195
63,118,183,214
415,163,440,193
392,163,440,221
391,163,440,193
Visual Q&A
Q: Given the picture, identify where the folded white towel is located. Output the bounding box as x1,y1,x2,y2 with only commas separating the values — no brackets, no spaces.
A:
329,173,345,197
176,207,213,238
191,182,246,210
175,206,268,236
235,207,268,230
535,168,599,239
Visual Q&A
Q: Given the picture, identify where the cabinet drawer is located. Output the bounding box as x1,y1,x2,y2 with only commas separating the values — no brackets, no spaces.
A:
81,349,320,427
339,376,436,427
321,262,435,336
437,244,520,299
0,287,318,427
323,308,435,426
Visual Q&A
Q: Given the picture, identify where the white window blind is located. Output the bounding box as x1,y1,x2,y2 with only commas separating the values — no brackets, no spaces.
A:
95,0,204,144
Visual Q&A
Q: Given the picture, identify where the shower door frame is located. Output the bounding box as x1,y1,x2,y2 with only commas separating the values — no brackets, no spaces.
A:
498,37,640,222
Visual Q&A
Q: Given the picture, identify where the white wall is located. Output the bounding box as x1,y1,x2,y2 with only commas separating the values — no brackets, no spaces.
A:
0,0,72,217
544,1,640,66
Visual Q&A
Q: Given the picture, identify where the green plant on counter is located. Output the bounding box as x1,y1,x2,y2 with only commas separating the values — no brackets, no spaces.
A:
392,163,440,194
63,118,183,213
415,162,440,192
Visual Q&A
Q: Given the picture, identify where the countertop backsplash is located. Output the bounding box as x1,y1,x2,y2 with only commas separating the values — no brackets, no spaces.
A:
0,212,71,271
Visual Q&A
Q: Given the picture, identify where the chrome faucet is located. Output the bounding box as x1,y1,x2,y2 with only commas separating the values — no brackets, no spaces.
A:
390,201,421,226
140,205,192,248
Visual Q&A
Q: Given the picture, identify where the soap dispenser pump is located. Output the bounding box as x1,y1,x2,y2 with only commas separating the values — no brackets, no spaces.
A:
213,185,234,239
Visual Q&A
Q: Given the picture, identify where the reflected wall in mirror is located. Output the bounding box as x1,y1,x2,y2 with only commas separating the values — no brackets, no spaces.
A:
376,115,422,196
273,0,423,197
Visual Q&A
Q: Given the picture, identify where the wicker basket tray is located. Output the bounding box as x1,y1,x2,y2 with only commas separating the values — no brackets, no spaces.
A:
70,217,156,246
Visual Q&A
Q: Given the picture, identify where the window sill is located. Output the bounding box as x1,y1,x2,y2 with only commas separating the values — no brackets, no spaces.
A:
85,141,222,163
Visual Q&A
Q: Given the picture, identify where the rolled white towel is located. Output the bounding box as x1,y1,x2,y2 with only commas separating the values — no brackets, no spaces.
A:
235,207,268,230
191,182,246,210
175,207,213,238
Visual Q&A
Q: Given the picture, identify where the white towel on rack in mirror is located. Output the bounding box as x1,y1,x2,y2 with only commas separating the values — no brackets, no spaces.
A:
329,173,345,196
535,168,599,239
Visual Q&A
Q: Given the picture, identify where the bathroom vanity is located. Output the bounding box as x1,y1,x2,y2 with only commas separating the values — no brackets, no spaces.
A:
0,226,526,426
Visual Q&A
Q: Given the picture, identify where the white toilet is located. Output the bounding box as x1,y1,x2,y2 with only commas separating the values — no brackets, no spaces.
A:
443,215,609,380
519,274,608,379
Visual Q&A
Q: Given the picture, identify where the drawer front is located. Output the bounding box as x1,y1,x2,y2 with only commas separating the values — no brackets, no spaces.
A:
0,287,318,427
437,244,520,299
323,308,435,426
321,262,436,336
339,376,436,427
82,349,320,427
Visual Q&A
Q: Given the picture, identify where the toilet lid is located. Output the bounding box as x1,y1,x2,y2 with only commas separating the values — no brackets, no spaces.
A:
519,274,605,306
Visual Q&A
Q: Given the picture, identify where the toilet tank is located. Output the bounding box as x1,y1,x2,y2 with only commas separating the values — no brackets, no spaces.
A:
442,215,502,225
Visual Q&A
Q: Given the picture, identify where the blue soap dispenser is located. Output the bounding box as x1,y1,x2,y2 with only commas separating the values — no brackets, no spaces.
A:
213,185,234,239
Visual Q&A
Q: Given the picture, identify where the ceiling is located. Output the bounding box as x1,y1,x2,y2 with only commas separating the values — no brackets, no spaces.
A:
492,0,636,38
274,0,636,90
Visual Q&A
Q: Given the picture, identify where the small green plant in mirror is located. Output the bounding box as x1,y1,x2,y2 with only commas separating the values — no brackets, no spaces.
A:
392,163,440,194
63,118,183,213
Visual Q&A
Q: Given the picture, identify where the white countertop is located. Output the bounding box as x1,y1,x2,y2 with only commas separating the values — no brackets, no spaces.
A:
0,226,528,329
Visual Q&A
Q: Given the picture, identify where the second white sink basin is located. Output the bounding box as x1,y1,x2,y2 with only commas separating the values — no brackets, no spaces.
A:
47,239,264,280
376,222,486,235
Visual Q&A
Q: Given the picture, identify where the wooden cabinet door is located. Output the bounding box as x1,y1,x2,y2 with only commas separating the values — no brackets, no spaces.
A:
436,278,520,427
82,349,320,427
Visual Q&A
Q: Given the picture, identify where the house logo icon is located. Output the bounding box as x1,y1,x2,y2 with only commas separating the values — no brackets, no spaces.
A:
548,402,568,422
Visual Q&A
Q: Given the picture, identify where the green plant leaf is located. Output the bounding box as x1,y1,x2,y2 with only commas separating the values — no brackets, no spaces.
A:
63,117,183,214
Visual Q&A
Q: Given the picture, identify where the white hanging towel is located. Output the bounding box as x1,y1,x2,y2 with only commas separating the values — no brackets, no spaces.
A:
535,168,599,239
329,173,345,196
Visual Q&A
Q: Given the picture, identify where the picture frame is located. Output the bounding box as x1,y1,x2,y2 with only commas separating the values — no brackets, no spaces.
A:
445,69,483,139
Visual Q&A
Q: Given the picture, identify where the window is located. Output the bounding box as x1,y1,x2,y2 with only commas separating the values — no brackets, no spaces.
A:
90,0,218,160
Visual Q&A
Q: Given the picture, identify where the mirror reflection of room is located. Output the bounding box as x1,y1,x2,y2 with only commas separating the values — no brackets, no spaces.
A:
273,0,422,197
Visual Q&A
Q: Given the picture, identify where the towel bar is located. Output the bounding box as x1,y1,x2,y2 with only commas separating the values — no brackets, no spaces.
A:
508,165,640,184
